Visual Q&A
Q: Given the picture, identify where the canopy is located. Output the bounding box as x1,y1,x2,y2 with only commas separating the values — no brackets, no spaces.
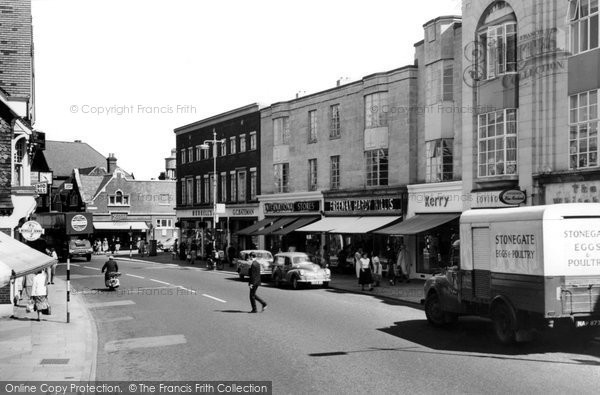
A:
93,221,149,230
0,231,57,285
251,217,298,236
236,217,277,236
296,217,361,233
271,216,320,235
346,216,400,233
373,213,460,235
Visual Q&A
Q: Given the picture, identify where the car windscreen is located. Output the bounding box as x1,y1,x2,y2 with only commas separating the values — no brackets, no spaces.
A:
255,252,273,260
292,255,310,264
70,240,90,248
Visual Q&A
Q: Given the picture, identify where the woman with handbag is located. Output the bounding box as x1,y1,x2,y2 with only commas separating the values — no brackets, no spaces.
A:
31,270,49,321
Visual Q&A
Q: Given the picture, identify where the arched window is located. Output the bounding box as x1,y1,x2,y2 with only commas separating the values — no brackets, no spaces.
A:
108,190,130,205
477,1,517,79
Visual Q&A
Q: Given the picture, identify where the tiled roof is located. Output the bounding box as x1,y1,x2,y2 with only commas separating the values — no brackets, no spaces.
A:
44,141,106,178
78,174,106,203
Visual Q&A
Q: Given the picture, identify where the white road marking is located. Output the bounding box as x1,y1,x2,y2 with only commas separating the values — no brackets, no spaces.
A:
125,274,144,279
177,286,197,293
88,300,136,308
104,334,187,352
69,274,99,279
97,316,134,323
70,263,81,267
202,294,226,303
150,279,170,285
83,266,100,271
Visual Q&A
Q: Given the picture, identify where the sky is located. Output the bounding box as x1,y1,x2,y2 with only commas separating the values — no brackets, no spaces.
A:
31,0,462,180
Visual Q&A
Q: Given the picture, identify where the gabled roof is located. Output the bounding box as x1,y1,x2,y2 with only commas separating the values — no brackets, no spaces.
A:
44,140,107,178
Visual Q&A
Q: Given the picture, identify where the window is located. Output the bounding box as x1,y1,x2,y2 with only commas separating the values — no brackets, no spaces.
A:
15,139,25,163
249,131,257,150
365,92,388,128
187,147,194,162
330,155,340,190
180,179,186,205
230,136,237,154
442,61,454,101
239,134,247,153
230,171,237,202
569,89,599,169
203,175,210,203
274,163,289,193
570,0,600,55
156,219,172,228
220,172,227,202
477,109,518,177
186,178,193,204
308,159,317,191
274,117,290,145
220,141,227,157
426,139,454,182
109,190,130,206
308,110,317,143
480,21,517,79
250,168,257,200
180,149,186,164
330,104,341,138
195,146,202,162
365,149,388,186
195,176,201,203
238,170,246,202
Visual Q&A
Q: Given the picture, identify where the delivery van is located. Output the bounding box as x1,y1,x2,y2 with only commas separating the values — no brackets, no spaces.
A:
423,203,600,343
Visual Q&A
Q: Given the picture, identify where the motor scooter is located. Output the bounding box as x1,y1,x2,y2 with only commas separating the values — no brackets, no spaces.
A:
105,272,121,290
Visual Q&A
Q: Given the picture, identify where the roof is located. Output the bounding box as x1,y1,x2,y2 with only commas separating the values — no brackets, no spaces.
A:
44,141,107,178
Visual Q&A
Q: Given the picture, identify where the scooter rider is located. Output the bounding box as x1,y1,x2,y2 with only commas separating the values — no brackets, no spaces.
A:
101,255,119,282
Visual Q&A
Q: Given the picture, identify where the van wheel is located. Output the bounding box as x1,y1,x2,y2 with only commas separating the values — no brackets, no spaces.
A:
492,303,516,344
424,292,446,327
291,276,300,290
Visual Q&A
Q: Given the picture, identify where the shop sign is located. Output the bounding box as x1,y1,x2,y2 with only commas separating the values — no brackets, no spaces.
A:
411,192,464,212
111,212,128,221
545,181,600,204
325,197,401,214
192,209,213,217
264,200,320,214
19,221,44,241
33,182,48,195
471,191,519,208
64,183,73,190
66,213,93,235
232,208,255,216
499,189,526,205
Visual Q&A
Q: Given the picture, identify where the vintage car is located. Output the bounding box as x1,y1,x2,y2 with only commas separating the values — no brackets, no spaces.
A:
235,250,274,280
272,252,331,289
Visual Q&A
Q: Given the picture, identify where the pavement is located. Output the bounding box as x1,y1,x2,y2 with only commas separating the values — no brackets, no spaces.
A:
0,251,423,382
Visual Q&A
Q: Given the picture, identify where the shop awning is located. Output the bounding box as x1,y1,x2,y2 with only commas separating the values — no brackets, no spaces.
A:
236,217,277,236
94,221,149,230
251,217,298,236
0,231,57,285
373,213,460,235
272,216,321,235
349,216,401,233
296,217,361,233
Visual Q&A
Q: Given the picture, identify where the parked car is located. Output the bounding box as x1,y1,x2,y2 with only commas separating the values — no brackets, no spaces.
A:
158,237,176,252
67,239,93,262
235,250,274,280
271,252,331,289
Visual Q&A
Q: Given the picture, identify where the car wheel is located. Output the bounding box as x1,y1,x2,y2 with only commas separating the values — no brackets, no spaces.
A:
86,254,92,262
492,303,516,344
238,271,245,280
424,292,447,327
291,276,300,290
322,282,329,288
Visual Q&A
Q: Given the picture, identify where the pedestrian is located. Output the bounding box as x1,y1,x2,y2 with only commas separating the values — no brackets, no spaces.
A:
139,238,146,257
372,250,382,287
13,276,24,306
102,238,108,253
24,272,35,300
356,251,373,291
31,270,49,321
48,248,58,284
248,253,267,313
115,237,121,254
172,238,178,260
353,247,363,278
397,243,410,283
227,244,236,267
179,240,187,261
109,237,116,255
189,239,197,264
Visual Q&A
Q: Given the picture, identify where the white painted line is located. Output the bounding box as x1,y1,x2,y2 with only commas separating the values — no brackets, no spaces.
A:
125,274,144,279
70,263,81,267
83,266,101,271
150,279,170,285
88,300,136,308
177,286,196,293
69,274,99,279
202,294,226,303
98,316,134,323
104,334,187,352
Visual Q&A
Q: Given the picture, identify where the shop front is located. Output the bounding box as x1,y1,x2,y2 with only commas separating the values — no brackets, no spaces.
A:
93,212,152,252
297,187,405,272
374,182,464,279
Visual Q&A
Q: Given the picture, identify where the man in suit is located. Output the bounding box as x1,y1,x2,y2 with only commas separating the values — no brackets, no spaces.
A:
248,253,267,313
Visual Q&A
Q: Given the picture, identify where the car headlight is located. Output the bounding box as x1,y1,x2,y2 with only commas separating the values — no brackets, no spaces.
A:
324,269,330,276
299,269,305,276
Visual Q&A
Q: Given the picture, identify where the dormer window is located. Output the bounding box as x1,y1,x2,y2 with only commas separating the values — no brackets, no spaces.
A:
109,190,130,205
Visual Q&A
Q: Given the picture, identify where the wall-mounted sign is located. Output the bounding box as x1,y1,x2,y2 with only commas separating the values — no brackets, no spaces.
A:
264,200,320,214
545,181,600,205
325,197,401,214
64,183,73,190
111,212,128,221
499,189,526,205
33,183,48,195
216,203,226,214
19,221,44,241
66,212,93,235
471,191,519,208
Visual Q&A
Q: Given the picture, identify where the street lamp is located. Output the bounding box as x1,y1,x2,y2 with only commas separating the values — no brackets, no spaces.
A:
200,128,226,269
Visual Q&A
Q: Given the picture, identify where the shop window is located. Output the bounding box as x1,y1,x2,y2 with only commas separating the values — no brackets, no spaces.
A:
365,149,388,186
569,0,600,55
308,159,317,191
330,155,340,190
156,219,172,228
570,89,599,169
477,2,517,80
330,104,341,139
365,92,388,128
274,117,290,145
426,139,454,182
109,190,130,206
274,163,289,193
477,108,518,177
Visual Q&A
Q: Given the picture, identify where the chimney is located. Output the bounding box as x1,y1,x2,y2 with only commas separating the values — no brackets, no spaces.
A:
107,153,117,173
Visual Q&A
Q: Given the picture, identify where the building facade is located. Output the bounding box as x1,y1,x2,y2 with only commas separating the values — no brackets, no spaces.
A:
174,104,262,255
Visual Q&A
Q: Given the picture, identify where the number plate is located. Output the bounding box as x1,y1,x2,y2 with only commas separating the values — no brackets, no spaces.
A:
576,319,600,328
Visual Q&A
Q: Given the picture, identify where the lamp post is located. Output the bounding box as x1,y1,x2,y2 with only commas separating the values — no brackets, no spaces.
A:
200,128,225,269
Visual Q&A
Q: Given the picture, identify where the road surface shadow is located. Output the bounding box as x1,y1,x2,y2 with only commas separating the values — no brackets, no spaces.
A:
378,318,600,361
324,287,421,308
215,310,248,313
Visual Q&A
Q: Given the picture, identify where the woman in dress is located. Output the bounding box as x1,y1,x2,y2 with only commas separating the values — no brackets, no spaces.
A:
31,270,49,321
357,252,374,291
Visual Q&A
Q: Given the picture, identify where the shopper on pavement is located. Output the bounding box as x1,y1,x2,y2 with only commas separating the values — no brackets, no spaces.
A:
31,270,49,321
357,251,373,291
397,243,410,283
248,253,267,313
372,251,382,287
48,248,58,284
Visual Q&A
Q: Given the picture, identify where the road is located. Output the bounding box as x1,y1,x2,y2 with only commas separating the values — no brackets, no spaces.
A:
60,255,600,394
